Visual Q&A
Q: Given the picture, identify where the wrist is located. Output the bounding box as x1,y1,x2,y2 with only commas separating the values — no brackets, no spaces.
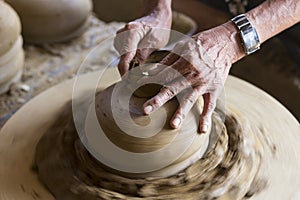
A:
141,0,172,28
194,22,246,68
219,21,246,63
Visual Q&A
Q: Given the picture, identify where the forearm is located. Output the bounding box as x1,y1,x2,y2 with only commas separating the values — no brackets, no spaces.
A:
211,0,300,64
247,0,300,43
142,0,172,16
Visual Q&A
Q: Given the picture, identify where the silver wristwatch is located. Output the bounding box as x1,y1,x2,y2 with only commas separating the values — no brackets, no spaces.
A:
231,14,260,55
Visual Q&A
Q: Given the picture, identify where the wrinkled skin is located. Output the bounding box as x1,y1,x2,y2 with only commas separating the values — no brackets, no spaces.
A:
113,0,238,133
113,10,241,134
114,0,300,133
115,21,241,133
139,23,240,133
114,6,172,75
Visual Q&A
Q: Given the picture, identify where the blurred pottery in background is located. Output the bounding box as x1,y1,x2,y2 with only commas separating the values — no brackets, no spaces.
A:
6,0,93,43
92,0,143,22
92,0,197,37
0,1,24,94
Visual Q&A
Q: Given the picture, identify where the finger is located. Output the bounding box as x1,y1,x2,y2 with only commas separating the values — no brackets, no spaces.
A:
147,50,170,63
142,76,193,115
118,52,136,76
199,92,217,134
114,23,144,75
139,63,165,76
116,25,127,34
135,48,156,64
114,23,141,54
137,65,182,87
142,82,180,115
138,52,178,77
160,52,180,66
170,89,204,129
170,57,199,77
138,57,187,85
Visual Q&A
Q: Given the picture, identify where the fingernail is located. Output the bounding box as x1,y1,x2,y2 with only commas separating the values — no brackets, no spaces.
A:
172,118,181,128
144,105,153,114
201,124,208,133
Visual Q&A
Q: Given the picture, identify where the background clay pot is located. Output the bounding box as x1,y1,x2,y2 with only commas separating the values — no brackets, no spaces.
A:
0,1,24,94
92,0,143,22
0,1,21,56
6,0,93,43
92,0,197,37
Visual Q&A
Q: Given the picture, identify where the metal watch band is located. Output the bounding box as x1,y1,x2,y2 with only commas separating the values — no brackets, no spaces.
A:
231,14,260,55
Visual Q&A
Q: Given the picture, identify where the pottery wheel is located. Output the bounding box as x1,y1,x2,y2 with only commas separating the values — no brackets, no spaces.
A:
0,68,299,200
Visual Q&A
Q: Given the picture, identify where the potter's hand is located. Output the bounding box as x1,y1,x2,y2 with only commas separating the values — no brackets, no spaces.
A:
140,22,245,133
114,0,172,76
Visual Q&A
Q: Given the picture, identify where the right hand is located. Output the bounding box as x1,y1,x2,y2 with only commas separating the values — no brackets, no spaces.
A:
138,21,245,133
114,10,172,76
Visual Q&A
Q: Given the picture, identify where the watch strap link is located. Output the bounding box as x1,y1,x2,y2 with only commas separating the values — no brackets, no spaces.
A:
231,14,260,55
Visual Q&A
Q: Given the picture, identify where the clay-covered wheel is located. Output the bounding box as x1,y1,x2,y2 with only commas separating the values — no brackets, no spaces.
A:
6,0,92,43
1,69,300,200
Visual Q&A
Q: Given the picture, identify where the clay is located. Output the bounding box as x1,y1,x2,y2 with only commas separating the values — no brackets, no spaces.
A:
170,12,198,38
34,64,263,199
0,11,298,199
6,0,93,43
0,48,24,93
0,37,23,82
1,69,300,200
0,1,24,94
35,101,264,200
0,15,124,126
0,1,21,56
0,38,24,94
94,82,209,178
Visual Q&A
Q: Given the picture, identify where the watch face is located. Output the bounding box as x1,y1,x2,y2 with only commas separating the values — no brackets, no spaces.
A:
243,27,260,54
232,14,260,55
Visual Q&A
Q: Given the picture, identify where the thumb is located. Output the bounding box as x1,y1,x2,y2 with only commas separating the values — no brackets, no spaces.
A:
114,22,145,75
118,52,136,76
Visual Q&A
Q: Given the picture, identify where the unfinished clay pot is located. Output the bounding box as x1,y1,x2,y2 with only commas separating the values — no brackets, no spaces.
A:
94,63,210,178
0,1,24,94
6,0,92,43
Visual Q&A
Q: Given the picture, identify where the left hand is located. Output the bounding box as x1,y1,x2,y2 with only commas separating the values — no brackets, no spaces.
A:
113,8,172,76
138,22,244,133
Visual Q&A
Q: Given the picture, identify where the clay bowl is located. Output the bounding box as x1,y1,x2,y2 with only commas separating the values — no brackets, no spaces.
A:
94,63,210,178
6,0,93,43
